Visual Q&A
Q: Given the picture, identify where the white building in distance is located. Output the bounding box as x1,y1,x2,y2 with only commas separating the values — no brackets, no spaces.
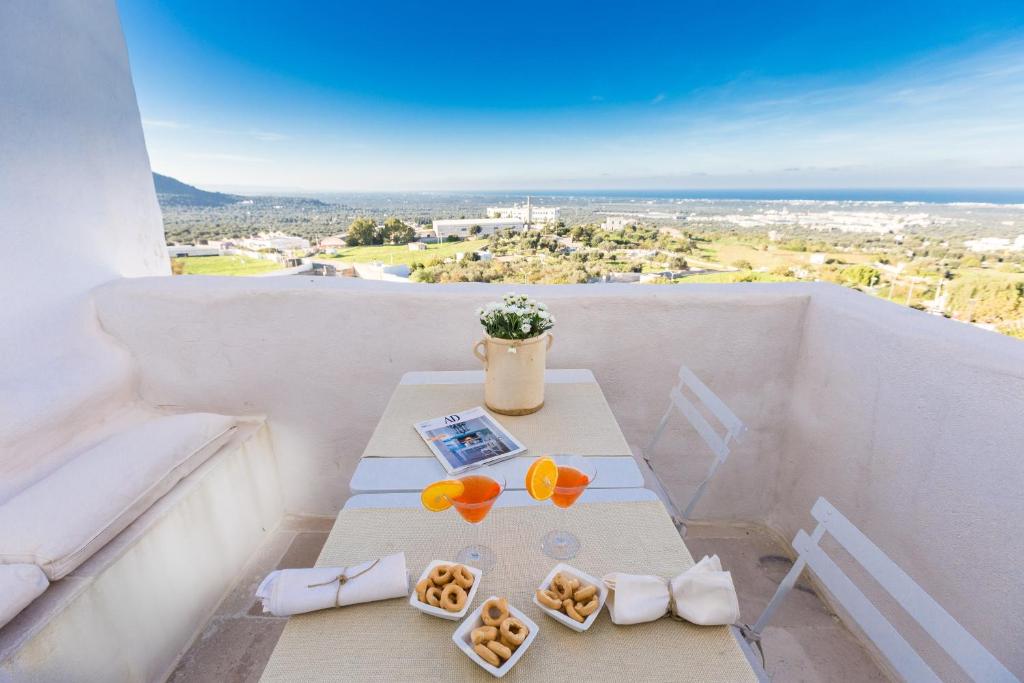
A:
432,217,525,241
964,235,1024,253
243,235,311,252
602,216,636,230
487,203,561,224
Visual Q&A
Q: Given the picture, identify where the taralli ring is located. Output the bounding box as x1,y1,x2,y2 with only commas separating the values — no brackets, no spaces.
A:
440,583,468,613
500,617,528,646
573,584,597,602
473,643,502,667
415,578,430,603
451,564,475,590
425,586,442,607
575,596,599,617
551,573,574,600
481,598,510,627
500,634,519,650
471,626,497,645
562,598,585,623
429,565,454,586
486,640,512,661
536,588,562,610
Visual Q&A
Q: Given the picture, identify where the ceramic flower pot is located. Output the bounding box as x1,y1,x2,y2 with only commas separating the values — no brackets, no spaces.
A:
472,332,553,415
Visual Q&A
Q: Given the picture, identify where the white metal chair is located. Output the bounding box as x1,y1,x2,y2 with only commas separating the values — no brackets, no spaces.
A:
641,364,746,526
747,497,1018,682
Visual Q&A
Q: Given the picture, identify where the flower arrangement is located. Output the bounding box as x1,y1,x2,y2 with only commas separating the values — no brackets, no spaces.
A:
477,293,555,341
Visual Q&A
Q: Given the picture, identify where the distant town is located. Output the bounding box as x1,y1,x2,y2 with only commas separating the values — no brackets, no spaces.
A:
157,174,1024,340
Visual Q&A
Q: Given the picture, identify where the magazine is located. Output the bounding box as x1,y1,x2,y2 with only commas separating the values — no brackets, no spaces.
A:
414,407,527,474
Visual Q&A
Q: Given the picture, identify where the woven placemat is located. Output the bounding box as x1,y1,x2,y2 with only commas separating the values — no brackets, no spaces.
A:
361,383,631,458
261,501,756,682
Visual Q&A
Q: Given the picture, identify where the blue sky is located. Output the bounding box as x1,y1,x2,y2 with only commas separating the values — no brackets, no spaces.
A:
119,0,1024,192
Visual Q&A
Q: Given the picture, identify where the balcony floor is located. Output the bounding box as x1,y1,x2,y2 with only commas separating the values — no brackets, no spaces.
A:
169,516,890,682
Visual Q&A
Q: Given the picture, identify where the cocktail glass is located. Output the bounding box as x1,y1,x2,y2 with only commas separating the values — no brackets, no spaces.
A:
530,454,596,560
449,472,506,572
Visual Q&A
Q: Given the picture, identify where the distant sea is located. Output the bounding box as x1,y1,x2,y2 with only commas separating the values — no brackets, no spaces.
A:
507,188,1024,205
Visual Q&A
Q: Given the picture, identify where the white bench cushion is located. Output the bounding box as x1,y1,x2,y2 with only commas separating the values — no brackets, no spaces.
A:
0,413,238,579
0,564,48,628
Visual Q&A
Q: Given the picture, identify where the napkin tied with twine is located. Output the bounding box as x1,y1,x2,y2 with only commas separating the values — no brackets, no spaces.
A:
256,552,408,617
603,555,740,626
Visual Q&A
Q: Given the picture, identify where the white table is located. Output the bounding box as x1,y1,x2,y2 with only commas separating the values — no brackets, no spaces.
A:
350,369,644,494
343,487,658,509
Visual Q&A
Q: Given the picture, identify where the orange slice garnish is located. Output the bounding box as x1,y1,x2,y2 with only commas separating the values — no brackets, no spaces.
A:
525,456,558,501
421,479,465,512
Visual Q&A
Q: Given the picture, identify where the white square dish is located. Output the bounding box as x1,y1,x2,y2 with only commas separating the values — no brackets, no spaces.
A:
452,596,540,678
532,563,607,632
408,560,483,620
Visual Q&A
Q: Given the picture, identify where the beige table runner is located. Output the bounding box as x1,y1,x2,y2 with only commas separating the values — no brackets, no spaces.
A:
261,501,756,682
361,382,631,458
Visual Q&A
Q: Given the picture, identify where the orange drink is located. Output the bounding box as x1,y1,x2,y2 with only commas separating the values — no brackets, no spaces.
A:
525,455,597,559
450,475,503,524
550,466,590,508
421,470,506,572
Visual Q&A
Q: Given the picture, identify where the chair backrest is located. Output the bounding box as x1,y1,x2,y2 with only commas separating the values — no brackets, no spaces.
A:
644,365,746,519
755,498,1017,683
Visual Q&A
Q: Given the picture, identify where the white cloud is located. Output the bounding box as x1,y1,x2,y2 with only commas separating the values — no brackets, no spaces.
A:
142,119,186,129
187,152,270,163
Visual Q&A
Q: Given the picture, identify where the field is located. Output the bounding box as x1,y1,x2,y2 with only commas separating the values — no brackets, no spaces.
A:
175,254,282,276
317,239,489,266
697,238,878,271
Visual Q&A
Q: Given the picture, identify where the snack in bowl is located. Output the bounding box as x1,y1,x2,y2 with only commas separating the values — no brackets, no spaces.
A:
533,567,607,631
454,595,539,677
538,571,592,621
409,561,481,618
470,598,530,667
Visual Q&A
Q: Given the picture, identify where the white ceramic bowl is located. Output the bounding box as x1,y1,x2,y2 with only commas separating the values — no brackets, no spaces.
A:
452,596,540,678
531,563,607,632
408,560,483,620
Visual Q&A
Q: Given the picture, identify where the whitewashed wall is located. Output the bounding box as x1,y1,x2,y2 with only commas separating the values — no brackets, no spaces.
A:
93,277,1024,675
93,278,809,520
0,1,167,451
776,285,1024,676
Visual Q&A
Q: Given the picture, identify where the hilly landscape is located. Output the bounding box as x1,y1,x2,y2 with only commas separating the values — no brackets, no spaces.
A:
153,172,241,207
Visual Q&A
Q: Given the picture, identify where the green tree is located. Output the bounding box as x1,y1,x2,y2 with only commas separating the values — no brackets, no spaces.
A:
379,217,415,245
346,217,380,246
469,225,483,236
732,259,753,270
841,264,882,287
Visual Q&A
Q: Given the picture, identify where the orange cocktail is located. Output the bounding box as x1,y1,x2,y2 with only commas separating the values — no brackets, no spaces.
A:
450,474,503,523
421,470,506,572
550,466,590,508
525,455,597,559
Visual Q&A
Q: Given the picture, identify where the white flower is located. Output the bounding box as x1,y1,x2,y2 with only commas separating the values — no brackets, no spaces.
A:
536,302,548,311
538,310,550,319
521,322,531,334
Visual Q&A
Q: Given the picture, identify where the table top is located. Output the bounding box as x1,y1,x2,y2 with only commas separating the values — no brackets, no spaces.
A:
343,487,659,510
260,501,757,682
360,369,632,460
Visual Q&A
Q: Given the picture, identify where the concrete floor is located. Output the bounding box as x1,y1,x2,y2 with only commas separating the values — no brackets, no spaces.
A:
169,515,890,683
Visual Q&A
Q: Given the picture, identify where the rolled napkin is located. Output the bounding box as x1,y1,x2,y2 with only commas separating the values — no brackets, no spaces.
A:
603,554,740,626
256,552,408,617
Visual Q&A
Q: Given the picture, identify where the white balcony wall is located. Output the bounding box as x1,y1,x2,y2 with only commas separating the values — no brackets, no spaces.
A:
93,278,809,520
777,285,1024,676
93,277,1024,677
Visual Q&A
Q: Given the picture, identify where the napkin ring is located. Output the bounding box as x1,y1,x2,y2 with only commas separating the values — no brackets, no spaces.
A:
663,578,687,623
306,558,381,607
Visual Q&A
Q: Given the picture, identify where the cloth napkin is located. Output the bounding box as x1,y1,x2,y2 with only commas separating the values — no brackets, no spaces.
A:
603,555,740,626
256,552,408,617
